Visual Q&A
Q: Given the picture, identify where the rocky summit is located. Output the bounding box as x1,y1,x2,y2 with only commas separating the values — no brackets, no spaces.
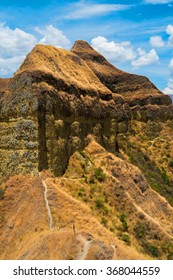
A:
0,41,173,260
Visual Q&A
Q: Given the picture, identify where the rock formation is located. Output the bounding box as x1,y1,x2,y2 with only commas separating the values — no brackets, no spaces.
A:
1,42,173,178
0,44,131,177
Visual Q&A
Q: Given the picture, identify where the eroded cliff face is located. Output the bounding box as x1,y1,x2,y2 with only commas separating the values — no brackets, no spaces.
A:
0,42,173,178
0,44,130,177
0,75,39,177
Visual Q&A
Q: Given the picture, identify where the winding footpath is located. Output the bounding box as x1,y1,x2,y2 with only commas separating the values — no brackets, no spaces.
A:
76,235,92,260
39,174,53,229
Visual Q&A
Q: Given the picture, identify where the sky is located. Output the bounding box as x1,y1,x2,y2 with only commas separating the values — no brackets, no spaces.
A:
0,0,173,94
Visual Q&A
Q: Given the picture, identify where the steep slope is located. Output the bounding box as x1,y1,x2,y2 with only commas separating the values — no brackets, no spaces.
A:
0,170,146,260
118,118,173,206
71,40,173,120
58,140,173,259
1,140,173,259
0,44,130,178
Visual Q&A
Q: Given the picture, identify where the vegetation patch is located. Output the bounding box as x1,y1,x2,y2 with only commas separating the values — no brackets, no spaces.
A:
120,213,128,232
94,167,106,182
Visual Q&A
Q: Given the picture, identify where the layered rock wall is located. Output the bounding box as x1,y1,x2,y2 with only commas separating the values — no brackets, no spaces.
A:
0,76,39,177
0,45,130,177
0,42,173,177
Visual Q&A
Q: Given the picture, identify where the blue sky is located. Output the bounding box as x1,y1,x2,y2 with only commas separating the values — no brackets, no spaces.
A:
1,0,173,94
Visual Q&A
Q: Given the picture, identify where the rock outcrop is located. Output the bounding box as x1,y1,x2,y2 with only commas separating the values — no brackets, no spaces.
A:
71,40,173,120
0,44,130,177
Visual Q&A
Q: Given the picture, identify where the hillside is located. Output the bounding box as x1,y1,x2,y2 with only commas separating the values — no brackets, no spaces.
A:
0,41,173,259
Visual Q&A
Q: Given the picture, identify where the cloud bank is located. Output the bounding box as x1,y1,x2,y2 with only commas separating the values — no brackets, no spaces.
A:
0,23,71,77
91,36,136,62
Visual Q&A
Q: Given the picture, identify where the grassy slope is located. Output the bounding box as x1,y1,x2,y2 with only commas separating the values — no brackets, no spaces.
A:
119,119,173,206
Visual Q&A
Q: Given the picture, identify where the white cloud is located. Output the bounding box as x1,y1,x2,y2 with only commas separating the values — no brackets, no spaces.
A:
145,0,173,4
91,36,136,62
0,22,37,58
35,25,70,47
64,2,130,19
169,58,173,73
0,55,25,76
166,24,173,45
0,23,37,77
150,36,165,47
131,48,159,69
163,78,173,95
0,23,71,77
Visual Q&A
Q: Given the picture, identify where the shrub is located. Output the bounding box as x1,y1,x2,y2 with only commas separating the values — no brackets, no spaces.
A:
103,205,110,215
110,226,115,232
120,213,128,232
168,160,173,168
101,216,108,226
143,243,160,258
161,242,173,260
77,187,85,197
94,167,106,182
161,167,170,185
167,251,173,260
134,221,146,239
95,196,105,208
122,233,131,246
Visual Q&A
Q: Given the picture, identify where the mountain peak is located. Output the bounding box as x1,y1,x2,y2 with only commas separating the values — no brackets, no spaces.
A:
72,40,172,111
72,40,94,51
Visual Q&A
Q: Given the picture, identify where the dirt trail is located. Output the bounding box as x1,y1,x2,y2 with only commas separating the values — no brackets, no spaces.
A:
76,235,92,260
39,174,53,229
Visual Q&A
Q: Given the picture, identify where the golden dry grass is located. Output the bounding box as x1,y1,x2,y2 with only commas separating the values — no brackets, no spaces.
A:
16,44,111,94
0,78,11,92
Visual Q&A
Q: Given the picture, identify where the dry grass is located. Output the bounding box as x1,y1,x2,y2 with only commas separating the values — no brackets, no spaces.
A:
16,44,111,94
1,138,173,259
0,78,11,92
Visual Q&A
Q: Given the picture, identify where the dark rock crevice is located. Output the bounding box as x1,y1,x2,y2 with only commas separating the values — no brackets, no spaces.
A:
37,91,48,171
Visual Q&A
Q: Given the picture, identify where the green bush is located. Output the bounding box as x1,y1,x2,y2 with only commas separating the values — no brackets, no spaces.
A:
161,242,173,260
103,205,110,215
167,251,173,260
120,213,128,232
168,160,173,168
94,167,106,182
95,196,105,208
122,233,131,245
101,216,108,226
134,221,146,239
161,167,170,185
77,187,85,197
143,243,160,258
